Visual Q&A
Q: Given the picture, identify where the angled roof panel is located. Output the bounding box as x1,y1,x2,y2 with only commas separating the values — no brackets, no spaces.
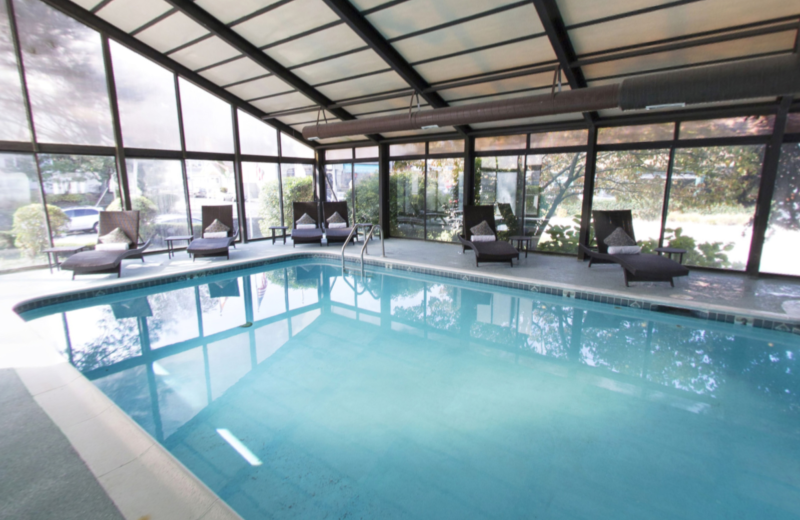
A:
135,11,209,53
264,24,367,68
392,4,542,63
251,91,314,113
71,0,105,9
96,0,172,33
557,0,675,27
195,0,285,24
293,49,389,85
275,112,338,125
569,0,800,55
413,37,556,84
233,0,340,48
226,75,293,100
470,112,583,129
199,57,270,85
438,72,556,102
348,0,389,10
170,36,241,71
448,88,571,107
348,97,417,115
316,70,409,101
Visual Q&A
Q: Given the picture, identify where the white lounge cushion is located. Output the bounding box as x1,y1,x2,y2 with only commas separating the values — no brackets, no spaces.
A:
95,242,129,251
204,231,228,239
296,224,317,230
471,234,496,242
328,222,347,229
608,245,641,255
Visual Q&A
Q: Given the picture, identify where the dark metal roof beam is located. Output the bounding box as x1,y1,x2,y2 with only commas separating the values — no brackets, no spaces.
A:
38,0,317,147
531,0,596,125
160,0,382,141
320,0,470,136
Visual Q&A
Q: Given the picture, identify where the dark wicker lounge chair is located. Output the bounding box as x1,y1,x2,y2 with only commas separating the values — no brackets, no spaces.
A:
61,210,151,279
580,210,689,287
187,205,239,260
291,201,323,247
457,205,520,267
322,201,356,246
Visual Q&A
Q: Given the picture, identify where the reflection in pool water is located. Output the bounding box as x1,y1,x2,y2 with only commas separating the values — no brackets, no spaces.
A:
32,260,799,520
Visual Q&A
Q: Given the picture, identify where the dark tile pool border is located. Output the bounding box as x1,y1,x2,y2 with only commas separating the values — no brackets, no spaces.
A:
12,252,800,335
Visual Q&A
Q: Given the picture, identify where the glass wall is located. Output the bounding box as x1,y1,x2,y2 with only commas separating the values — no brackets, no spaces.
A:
325,162,352,203
179,79,234,154
475,156,523,239
242,162,281,239
39,154,118,248
593,150,670,250
281,163,315,227
758,143,800,276
0,153,45,269
0,1,29,142
238,110,278,156
390,160,425,239
425,158,463,242
665,146,764,270
125,159,188,250
354,162,380,225
186,160,237,237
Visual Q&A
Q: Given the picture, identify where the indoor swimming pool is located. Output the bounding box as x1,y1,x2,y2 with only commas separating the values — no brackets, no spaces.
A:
22,259,800,519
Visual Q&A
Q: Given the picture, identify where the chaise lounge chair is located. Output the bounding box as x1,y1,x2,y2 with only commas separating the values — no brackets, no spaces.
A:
61,210,151,279
458,205,520,267
580,210,689,287
187,205,239,260
291,201,323,247
322,201,356,246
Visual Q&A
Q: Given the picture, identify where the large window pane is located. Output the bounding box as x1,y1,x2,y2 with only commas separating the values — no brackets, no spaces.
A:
354,162,380,225
0,1,30,142
39,154,118,248
475,135,526,151
325,163,351,203
280,133,314,159
761,143,800,276
238,110,278,156
425,158,463,242
524,153,586,254
125,159,187,250
390,160,425,239
186,160,237,237
530,129,588,149
325,148,352,161
0,153,46,268
280,163,314,227
15,0,114,146
429,140,464,154
179,78,233,153
666,146,764,270
598,123,674,144
592,150,670,249
242,162,280,239
390,142,424,156
111,41,180,150
679,116,774,140
355,146,378,159
474,156,523,239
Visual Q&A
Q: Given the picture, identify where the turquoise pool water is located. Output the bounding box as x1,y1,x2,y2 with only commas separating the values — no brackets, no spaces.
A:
28,260,799,519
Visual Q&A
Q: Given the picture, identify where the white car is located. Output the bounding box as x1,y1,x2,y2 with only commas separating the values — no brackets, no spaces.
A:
63,207,101,233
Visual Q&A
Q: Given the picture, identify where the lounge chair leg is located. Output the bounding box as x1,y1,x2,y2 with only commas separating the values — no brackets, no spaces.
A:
72,272,75,280
670,279,675,287
141,258,144,263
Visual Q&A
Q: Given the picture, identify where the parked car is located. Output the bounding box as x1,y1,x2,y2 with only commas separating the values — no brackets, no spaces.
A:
63,207,101,233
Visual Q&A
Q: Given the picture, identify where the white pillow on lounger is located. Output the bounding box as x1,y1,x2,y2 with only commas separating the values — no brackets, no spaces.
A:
608,245,641,255
96,242,129,251
296,224,317,230
328,222,347,229
204,231,228,239
471,235,496,242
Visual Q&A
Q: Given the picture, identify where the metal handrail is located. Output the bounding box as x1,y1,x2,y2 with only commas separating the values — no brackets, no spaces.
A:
341,223,374,270
361,224,385,267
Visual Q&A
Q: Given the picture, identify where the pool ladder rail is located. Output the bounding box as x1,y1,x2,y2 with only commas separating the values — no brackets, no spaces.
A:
341,223,385,272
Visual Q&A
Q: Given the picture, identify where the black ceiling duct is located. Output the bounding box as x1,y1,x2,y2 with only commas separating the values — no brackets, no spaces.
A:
302,54,800,140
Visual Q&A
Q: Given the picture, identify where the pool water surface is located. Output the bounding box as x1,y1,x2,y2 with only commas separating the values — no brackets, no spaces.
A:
28,260,800,519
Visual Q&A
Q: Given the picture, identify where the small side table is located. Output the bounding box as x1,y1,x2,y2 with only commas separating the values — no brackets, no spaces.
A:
43,245,87,273
655,246,687,264
166,235,193,258
269,226,289,245
509,235,533,258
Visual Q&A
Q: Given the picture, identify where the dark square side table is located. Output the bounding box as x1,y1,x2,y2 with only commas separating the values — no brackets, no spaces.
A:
43,245,88,273
269,226,289,245
655,246,687,264
166,235,193,258
509,235,533,258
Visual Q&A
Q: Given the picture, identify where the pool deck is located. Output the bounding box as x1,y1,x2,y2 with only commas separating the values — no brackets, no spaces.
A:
2,237,800,519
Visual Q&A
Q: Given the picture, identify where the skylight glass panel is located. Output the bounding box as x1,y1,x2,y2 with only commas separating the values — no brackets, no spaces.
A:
392,4,541,64
349,0,388,10
238,110,278,156
226,76,293,101
568,0,800,55
111,41,180,150
581,32,796,81
199,57,268,86
317,71,409,101
414,38,555,84
170,37,240,71
348,97,417,116
135,11,208,53
0,0,29,142
195,0,284,25
275,111,335,126
281,133,315,159
558,0,673,27
366,0,523,40
233,0,339,49
265,24,366,69
293,49,388,86
439,72,554,102
448,89,567,106
71,0,105,9
96,0,172,34
15,0,114,146
250,92,313,114
179,78,234,153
